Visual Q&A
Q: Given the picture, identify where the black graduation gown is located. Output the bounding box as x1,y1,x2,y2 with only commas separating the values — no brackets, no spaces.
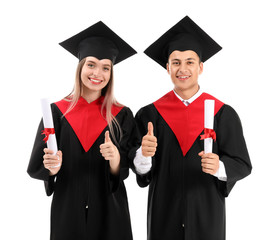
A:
133,91,252,240
27,97,138,240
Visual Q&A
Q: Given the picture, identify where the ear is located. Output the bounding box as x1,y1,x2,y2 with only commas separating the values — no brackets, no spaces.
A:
199,61,204,75
166,62,170,74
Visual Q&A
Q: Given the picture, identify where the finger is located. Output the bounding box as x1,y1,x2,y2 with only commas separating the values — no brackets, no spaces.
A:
56,150,62,160
201,158,218,166
147,122,154,136
100,143,112,150
43,154,57,160
142,151,156,157
101,150,113,156
202,167,214,175
44,160,61,168
198,151,204,156
44,163,61,169
142,148,157,157
101,152,114,160
104,157,113,161
201,162,215,170
142,140,157,148
44,148,54,155
100,147,113,154
143,146,157,152
144,153,156,157
207,153,219,159
102,152,114,158
50,164,61,169
43,159,61,164
202,153,218,159
43,159,61,166
142,135,157,143
201,157,212,163
201,155,219,163
200,154,214,160
44,164,60,170
105,131,111,143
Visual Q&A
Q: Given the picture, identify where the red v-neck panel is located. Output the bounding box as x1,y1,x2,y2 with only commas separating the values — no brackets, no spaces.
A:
55,97,123,152
153,91,224,156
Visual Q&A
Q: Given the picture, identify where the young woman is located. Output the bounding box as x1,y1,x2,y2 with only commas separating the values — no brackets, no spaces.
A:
27,21,138,240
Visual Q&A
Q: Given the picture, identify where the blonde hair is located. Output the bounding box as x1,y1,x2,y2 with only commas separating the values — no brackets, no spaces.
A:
64,58,123,145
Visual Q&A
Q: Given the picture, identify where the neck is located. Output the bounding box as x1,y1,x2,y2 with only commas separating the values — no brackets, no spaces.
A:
174,85,199,100
81,89,102,103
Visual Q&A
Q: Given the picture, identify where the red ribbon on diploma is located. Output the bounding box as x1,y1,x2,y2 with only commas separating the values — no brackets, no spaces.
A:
200,128,216,141
41,128,55,143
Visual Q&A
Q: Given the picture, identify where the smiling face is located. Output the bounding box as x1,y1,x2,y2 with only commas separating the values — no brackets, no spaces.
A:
80,56,112,101
167,50,203,99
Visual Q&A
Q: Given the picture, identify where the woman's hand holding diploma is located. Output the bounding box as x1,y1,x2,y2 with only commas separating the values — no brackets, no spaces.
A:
43,149,62,176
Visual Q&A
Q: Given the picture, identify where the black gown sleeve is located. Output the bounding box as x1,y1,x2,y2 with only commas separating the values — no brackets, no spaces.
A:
133,104,158,187
215,104,252,197
108,107,140,192
27,119,50,181
27,104,61,196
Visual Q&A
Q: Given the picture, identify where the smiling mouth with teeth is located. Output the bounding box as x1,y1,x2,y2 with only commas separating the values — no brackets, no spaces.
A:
177,75,191,80
89,78,103,84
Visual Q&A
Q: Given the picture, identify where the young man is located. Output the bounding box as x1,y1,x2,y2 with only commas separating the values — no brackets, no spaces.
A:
133,16,252,240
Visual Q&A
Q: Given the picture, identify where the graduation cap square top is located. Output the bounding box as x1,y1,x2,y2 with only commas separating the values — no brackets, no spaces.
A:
59,21,137,64
144,16,222,68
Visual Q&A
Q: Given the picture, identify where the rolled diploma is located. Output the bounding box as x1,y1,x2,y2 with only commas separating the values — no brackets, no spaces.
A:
204,100,215,153
41,98,58,155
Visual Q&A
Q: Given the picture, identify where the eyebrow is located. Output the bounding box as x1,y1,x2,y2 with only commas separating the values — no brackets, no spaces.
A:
86,60,111,67
171,58,196,61
86,60,96,64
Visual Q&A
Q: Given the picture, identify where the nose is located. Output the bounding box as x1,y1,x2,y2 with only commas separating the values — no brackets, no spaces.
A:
92,66,101,77
178,65,189,74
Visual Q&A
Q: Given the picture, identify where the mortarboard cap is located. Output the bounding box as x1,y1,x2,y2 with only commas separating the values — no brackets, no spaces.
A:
144,16,222,68
59,21,137,64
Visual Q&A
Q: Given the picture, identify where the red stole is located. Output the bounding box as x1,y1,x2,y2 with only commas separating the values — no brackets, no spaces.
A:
153,91,224,156
55,96,123,152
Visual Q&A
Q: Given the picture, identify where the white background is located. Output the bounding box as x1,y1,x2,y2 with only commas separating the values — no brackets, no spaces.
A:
0,0,279,239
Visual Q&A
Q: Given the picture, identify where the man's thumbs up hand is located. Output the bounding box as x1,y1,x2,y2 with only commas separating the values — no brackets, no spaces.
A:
147,122,154,136
142,122,157,157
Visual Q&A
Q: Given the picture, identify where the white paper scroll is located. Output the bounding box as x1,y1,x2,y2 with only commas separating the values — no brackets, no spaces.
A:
41,98,58,155
204,100,215,153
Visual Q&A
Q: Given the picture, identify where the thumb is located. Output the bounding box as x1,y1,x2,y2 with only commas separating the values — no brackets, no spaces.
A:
56,150,62,157
147,122,154,136
105,131,111,143
198,151,204,156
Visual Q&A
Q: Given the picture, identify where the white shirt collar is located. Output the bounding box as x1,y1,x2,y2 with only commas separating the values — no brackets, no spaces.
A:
173,87,203,104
